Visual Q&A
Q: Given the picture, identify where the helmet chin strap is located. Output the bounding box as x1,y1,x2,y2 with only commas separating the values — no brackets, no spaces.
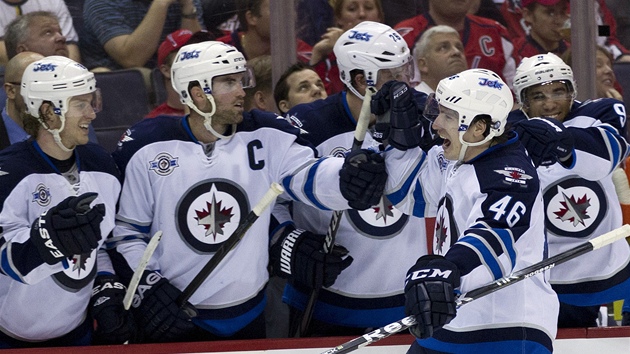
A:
40,111,73,153
347,85,365,101
187,94,236,140
457,131,495,162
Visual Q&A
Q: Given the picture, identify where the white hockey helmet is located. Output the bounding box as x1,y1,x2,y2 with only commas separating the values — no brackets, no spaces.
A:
170,41,254,139
434,68,513,148
334,21,412,98
21,56,99,151
513,53,576,105
21,56,97,119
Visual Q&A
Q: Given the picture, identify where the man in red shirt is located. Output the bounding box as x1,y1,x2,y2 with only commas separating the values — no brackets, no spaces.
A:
394,0,517,87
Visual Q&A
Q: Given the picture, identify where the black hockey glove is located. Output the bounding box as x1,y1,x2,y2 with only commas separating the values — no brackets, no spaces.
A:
513,117,574,167
270,226,353,289
371,80,437,151
404,255,460,339
30,192,105,265
339,149,387,210
130,270,197,343
90,275,137,344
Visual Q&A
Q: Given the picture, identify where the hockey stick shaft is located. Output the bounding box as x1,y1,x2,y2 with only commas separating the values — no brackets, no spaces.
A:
320,224,630,354
123,230,163,310
177,182,284,307
296,86,376,337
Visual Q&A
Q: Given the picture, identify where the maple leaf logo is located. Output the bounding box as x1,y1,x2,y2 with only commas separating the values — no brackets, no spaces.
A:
373,197,394,223
194,193,234,241
553,191,591,227
435,215,448,254
71,254,89,275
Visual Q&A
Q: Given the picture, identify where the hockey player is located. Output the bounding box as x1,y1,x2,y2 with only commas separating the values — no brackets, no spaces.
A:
396,69,559,353
0,56,135,347
271,21,436,337
510,53,630,327
109,41,385,342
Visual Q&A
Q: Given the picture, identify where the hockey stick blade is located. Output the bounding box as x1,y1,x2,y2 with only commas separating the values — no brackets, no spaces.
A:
123,230,163,310
296,86,376,338
320,224,630,353
177,182,284,307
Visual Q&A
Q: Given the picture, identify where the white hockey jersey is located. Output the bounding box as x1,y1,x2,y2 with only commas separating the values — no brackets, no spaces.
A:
283,93,433,328
0,141,120,341
510,98,630,306
387,134,559,353
110,113,351,336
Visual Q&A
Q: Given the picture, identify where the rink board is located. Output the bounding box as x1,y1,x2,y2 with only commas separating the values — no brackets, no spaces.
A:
1,327,629,353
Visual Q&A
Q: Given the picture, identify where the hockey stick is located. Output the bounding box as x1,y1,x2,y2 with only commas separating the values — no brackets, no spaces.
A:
295,86,377,337
123,230,163,310
319,224,630,354
177,182,284,307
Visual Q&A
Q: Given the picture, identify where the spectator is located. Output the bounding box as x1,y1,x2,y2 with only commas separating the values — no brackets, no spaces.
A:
274,62,327,115
512,0,570,60
4,12,72,61
562,45,623,100
394,0,518,87
605,0,630,50
0,55,134,348
0,0,80,65
380,0,425,27
81,0,204,71
468,0,507,27
243,55,276,112
216,0,313,64
146,29,214,119
201,0,239,38
503,0,630,62
412,25,467,94
0,52,44,150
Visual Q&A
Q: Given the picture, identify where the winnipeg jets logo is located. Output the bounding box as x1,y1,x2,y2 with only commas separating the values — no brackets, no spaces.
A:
435,214,449,254
177,180,249,252
53,249,97,291
149,153,179,176
194,192,234,241
71,254,89,274
32,183,52,207
543,179,607,238
552,187,591,226
347,196,408,239
494,167,533,185
373,197,394,223
434,194,458,254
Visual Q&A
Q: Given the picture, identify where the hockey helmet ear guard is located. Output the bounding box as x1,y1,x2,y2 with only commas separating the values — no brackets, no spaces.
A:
333,21,412,98
435,68,513,148
513,52,576,106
